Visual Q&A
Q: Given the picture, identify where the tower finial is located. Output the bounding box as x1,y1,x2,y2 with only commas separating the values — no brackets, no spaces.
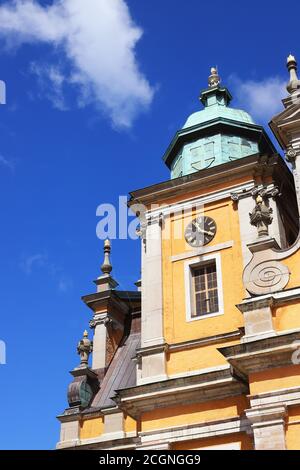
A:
208,66,221,88
286,54,300,95
101,238,112,275
77,330,93,368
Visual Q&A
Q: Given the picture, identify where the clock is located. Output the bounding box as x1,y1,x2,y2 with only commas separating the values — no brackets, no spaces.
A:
185,216,217,247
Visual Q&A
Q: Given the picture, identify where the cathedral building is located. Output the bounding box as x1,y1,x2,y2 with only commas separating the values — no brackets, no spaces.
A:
57,56,300,450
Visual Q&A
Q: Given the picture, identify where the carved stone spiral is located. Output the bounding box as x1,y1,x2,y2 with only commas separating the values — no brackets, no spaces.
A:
244,260,290,295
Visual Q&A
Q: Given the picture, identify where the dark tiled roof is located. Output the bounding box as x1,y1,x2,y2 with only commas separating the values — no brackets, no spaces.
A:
91,331,140,409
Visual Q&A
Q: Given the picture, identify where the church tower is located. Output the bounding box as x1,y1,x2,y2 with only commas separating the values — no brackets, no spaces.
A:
57,59,300,450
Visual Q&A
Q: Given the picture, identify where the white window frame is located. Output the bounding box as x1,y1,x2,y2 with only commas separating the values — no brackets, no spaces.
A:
185,252,224,322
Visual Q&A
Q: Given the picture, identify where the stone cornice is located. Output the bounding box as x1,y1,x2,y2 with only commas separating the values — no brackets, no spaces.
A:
138,416,251,447
245,404,287,428
82,289,130,316
168,329,242,352
114,367,248,419
128,154,290,208
57,435,139,450
249,386,300,408
136,343,168,358
219,330,300,376
237,288,300,314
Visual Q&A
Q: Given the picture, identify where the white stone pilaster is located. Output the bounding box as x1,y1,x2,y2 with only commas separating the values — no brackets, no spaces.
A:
102,409,125,441
246,405,287,450
237,196,263,268
57,419,80,449
237,297,277,343
139,215,167,384
90,313,108,370
141,217,164,347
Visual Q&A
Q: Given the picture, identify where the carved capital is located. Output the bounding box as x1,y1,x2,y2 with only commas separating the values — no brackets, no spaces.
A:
89,314,117,330
285,146,299,163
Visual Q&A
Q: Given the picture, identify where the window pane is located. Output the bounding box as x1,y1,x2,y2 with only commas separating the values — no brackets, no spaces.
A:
192,261,219,317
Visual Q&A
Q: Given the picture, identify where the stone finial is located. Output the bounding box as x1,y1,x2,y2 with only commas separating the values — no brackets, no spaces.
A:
77,330,93,368
101,239,112,275
286,54,300,95
208,66,221,88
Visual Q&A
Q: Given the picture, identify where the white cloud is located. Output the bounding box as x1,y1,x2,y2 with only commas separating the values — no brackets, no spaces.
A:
0,154,15,171
0,0,154,127
20,252,73,292
20,253,48,275
229,75,287,123
58,277,73,293
30,62,68,111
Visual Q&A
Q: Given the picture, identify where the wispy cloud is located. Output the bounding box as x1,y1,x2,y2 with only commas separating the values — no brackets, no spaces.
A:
58,277,73,293
0,0,155,128
30,62,68,111
20,252,73,293
20,253,48,275
229,75,287,123
0,154,15,172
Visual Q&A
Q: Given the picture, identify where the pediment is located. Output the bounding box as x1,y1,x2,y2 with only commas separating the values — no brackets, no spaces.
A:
271,103,300,126
270,103,300,148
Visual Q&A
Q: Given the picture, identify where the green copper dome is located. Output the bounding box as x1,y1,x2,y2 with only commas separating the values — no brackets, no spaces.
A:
183,95,255,129
163,68,275,179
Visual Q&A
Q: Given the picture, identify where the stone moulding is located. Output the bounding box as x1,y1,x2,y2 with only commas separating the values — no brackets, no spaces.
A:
219,330,300,377
114,368,248,419
138,415,251,447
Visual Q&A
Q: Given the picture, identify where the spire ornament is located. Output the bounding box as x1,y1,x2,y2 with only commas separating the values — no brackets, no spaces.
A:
286,54,300,95
77,330,93,368
208,67,221,88
101,239,112,275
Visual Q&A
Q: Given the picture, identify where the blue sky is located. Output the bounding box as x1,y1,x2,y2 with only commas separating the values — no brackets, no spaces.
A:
0,0,298,449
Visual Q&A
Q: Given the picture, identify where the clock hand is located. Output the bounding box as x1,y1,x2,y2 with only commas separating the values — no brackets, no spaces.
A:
203,229,214,237
194,222,214,237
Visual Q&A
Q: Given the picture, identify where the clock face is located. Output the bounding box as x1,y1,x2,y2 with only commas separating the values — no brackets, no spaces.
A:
185,216,217,247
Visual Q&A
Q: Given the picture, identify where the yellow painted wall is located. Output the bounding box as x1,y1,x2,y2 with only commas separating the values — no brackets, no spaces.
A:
166,340,239,376
163,199,245,347
273,301,300,332
124,414,137,433
141,396,248,432
172,433,253,450
285,251,300,291
249,365,300,395
79,413,136,439
286,406,300,450
80,416,104,439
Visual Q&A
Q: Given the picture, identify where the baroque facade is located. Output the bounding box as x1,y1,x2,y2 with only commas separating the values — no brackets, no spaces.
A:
57,57,300,450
